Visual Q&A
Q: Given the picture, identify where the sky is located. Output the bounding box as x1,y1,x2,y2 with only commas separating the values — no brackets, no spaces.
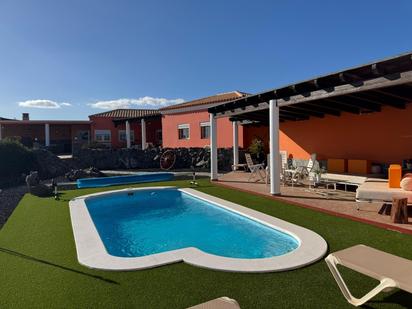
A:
0,0,411,120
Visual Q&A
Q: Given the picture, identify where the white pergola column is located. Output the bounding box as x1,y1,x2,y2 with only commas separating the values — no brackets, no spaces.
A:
210,113,218,180
125,120,131,149
141,118,146,150
44,123,50,147
269,99,280,195
232,121,239,170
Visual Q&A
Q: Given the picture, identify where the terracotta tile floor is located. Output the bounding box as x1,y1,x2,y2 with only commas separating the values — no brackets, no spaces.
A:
217,171,412,233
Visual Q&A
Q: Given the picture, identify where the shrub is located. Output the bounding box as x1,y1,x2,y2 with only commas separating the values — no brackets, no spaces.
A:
0,139,35,178
83,142,110,149
248,138,265,162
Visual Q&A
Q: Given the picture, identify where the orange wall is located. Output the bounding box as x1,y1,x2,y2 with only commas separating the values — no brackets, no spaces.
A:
90,116,161,148
242,125,269,152
162,110,244,148
279,104,412,164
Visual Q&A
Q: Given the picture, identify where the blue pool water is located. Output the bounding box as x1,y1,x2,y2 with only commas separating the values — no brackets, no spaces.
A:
85,189,299,259
77,172,174,188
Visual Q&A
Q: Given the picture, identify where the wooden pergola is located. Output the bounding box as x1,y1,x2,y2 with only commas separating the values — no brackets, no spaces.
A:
207,52,412,195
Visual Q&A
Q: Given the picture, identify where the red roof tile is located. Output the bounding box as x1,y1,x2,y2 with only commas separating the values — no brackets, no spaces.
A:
159,91,249,111
89,109,160,119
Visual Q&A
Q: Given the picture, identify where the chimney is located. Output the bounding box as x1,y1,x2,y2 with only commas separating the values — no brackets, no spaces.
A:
22,113,29,121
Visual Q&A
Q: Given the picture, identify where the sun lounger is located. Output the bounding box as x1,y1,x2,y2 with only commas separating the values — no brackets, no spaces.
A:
325,245,412,307
321,173,367,191
356,181,412,204
188,297,240,309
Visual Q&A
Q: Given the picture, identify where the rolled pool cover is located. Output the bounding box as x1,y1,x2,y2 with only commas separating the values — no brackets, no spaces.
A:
77,173,174,188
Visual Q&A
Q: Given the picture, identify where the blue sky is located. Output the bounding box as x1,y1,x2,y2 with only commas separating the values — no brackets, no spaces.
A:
0,0,411,120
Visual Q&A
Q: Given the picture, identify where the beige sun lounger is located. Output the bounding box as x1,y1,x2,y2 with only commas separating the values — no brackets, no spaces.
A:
356,181,412,204
325,245,412,307
187,297,240,309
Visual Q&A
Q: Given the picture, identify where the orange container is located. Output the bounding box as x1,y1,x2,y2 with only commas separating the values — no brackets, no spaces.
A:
388,164,402,188
348,159,371,175
327,159,347,173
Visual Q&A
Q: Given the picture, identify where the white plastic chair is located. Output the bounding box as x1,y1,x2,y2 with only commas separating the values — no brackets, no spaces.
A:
245,153,265,182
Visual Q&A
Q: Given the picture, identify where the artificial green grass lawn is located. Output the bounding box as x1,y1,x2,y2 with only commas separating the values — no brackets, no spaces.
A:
0,179,412,309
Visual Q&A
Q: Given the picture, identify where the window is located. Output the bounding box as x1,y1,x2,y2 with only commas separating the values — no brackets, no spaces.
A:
200,122,210,139
118,130,135,142
178,124,190,140
95,130,111,142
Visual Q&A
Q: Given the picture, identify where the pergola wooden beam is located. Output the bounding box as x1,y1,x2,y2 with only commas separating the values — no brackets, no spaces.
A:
319,98,361,114
282,105,325,118
278,107,318,118
373,88,412,102
279,112,309,121
277,70,411,107
295,103,341,116
210,53,412,123
347,92,406,109
328,96,382,112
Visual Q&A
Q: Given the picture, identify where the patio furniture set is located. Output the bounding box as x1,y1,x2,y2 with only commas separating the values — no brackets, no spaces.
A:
239,153,412,221
241,152,338,195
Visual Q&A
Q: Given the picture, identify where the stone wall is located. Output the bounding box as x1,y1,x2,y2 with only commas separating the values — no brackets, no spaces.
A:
1,149,71,188
32,149,71,179
74,147,245,171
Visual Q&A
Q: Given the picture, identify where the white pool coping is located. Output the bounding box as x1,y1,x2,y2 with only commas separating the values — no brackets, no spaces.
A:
69,186,328,272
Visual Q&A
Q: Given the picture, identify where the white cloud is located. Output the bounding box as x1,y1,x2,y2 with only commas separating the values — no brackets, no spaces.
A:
89,96,185,110
18,99,72,109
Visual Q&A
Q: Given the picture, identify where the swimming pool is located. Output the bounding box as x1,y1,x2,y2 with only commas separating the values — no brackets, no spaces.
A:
76,172,174,188
86,188,298,258
70,187,327,272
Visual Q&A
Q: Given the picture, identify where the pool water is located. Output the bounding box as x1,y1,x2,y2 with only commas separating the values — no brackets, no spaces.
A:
85,188,299,259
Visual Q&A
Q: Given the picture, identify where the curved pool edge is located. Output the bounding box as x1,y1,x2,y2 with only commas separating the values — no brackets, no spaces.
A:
69,186,328,272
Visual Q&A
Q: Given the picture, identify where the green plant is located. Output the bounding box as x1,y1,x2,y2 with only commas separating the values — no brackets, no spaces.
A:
248,138,265,159
0,139,35,177
3,136,22,143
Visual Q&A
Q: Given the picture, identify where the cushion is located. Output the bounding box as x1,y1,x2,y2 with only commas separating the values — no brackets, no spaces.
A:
400,177,412,191
356,181,412,203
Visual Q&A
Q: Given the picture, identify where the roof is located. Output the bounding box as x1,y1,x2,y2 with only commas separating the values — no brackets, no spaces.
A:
209,51,412,123
0,117,11,121
160,91,249,112
0,120,91,125
89,109,160,119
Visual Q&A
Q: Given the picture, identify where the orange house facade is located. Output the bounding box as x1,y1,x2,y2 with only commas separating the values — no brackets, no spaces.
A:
160,91,268,149
89,109,162,149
